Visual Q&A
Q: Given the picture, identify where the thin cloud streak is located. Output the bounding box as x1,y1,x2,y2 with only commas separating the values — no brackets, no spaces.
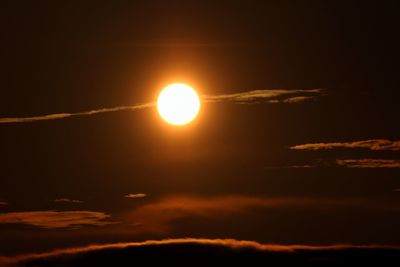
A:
0,210,115,229
0,89,323,124
203,89,323,103
281,95,316,103
337,159,400,168
290,139,400,151
125,193,147,199
53,198,84,204
0,103,154,124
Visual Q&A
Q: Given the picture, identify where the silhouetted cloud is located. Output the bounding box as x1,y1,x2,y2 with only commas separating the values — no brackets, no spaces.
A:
124,193,147,199
336,159,400,168
2,238,399,267
290,139,400,151
53,198,84,204
0,211,115,229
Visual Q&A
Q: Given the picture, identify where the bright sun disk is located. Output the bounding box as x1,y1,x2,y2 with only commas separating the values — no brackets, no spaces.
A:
157,83,201,126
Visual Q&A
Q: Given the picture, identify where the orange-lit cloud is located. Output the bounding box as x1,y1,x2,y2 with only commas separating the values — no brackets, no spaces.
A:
124,193,147,199
53,198,84,203
121,195,348,234
2,238,399,267
288,164,316,168
0,89,323,124
290,139,400,151
336,159,400,168
281,96,316,103
0,211,115,229
204,89,323,104
0,103,153,124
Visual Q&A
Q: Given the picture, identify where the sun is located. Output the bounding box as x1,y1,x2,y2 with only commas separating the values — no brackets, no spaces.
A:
157,83,201,126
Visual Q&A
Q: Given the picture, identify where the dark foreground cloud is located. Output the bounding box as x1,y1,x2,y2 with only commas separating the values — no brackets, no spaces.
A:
1,238,399,267
0,89,323,124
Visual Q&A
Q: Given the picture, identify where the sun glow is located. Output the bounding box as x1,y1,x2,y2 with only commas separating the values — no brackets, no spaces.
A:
157,83,201,126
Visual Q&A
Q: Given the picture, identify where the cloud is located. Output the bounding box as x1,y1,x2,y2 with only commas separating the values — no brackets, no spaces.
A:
281,95,316,103
2,238,399,267
336,159,400,168
124,193,147,199
290,139,400,151
289,159,400,169
288,164,316,169
203,88,323,104
0,211,115,229
0,103,153,124
393,189,400,192
121,195,350,235
0,201,8,205
53,198,84,204
0,89,323,124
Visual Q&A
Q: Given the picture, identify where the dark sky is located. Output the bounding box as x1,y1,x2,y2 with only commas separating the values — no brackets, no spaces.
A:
0,0,399,259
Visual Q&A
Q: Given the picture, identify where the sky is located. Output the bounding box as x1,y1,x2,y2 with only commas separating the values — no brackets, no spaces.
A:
0,1,399,265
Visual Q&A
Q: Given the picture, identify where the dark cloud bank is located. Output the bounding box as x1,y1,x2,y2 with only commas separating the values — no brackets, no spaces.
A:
1,238,399,267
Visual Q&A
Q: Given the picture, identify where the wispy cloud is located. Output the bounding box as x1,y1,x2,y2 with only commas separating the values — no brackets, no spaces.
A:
122,195,353,235
0,201,8,206
0,103,153,124
288,164,317,169
204,89,323,104
0,211,115,229
53,198,84,204
125,193,147,199
2,238,399,267
281,95,317,103
0,89,323,124
337,159,400,168
290,139,400,151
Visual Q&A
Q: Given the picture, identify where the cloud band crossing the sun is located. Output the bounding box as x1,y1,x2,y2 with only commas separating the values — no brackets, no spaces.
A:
0,89,323,124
